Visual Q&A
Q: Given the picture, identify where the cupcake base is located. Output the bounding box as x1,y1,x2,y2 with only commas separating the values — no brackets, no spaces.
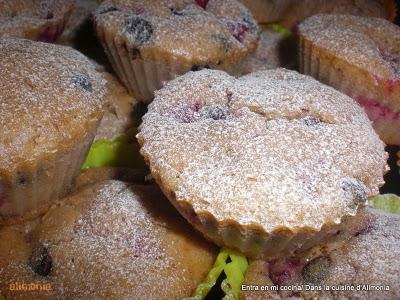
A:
0,131,96,225
299,35,400,145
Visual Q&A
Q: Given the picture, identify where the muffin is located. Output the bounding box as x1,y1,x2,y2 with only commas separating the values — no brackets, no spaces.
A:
298,14,400,145
241,26,296,73
241,208,400,300
57,0,99,46
1,180,218,300
238,0,293,24
137,68,387,259
95,73,138,141
0,219,46,300
281,0,397,30
0,38,106,225
93,0,259,102
0,0,74,42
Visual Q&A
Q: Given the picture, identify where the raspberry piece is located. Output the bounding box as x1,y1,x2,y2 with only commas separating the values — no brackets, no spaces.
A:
226,21,249,42
194,0,209,9
268,258,302,286
71,74,93,92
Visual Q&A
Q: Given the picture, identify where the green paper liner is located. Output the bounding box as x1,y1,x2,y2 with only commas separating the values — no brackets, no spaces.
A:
370,194,400,214
81,129,146,171
187,248,248,300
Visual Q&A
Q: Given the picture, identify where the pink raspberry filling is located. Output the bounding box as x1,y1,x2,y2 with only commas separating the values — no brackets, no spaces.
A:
194,0,209,9
268,258,302,286
226,21,249,42
355,95,400,121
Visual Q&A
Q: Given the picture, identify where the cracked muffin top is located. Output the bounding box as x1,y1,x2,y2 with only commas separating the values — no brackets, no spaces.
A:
93,0,259,65
27,180,217,299
0,38,106,176
137,68,387,257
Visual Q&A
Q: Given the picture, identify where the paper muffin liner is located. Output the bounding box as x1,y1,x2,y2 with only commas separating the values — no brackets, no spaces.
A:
95,25,247,103
299,34,400,145
0,130,96,225
150,169,361,260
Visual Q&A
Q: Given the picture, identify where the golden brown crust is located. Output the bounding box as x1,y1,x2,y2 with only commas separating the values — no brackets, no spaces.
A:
0,0,74,41
138,68,387,259
298,14,400,145
0,38,106,224
26,180,217,299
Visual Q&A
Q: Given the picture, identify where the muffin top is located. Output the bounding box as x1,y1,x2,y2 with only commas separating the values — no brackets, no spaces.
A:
0,38,106,176
0,0,74,39
282,0,397,30
30,180,217,299
298,14,400,81
242,209,400,300
138,69,387,234
93,0,259,65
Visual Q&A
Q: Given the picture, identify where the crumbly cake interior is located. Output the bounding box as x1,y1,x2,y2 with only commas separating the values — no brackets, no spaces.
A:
138,69,387,233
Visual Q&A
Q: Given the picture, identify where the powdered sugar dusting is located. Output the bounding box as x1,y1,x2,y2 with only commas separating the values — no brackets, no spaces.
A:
31,180,215,299
0,0,74,38
94,0,259,64
0,38,107,174
298,14,400,80
138,69,387,232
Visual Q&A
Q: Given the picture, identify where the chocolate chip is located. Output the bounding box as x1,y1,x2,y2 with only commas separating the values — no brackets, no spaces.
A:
302,116,321,127
341,178,368,205
97,6,118,14
124,17,153,45
71,74,93,92
241,13,257,32
30,246,52,276
302,256,331,284
200,105,227,120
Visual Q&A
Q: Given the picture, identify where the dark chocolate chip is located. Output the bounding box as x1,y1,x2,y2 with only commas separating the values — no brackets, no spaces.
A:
200,105,227,120
71,74,93,92
30,246,52,276
302,256,331,284
302,116,321,127
124,17,153,45
341,178,368,205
